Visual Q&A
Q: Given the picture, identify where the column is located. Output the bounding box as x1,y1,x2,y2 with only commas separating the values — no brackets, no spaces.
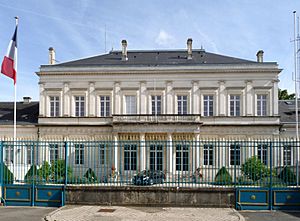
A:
113,134,119,172
140,133,146,170
168,133,174,174
140,82,147,114
63,82,70,116
192,81,199,114
166,81,173,114
272,79,279,115
245,80,253,116
39,83,45,116
219,81,226,116
88,82,96,116
114,82,121,114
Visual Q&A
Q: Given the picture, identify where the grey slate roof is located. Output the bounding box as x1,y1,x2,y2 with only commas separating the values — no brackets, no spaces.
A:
0,101,39,125
279,100,299,124
45,49,258,67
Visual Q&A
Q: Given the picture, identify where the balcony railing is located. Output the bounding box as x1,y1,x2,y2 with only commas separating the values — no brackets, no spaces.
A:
112,114,201,124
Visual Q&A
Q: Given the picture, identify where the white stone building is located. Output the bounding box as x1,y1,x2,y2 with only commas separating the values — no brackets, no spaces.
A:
1,39,286,181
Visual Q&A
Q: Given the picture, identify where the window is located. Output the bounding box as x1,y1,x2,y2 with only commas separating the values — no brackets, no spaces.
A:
257,94,267,116
283,145,292,166
204,144,214,166
49,144,59,162
99,144,106,165
125,95,137,114
124,144,137,170
100,96,110,117
75,144,84,165
4,145,14,164
230,144,240,166
204,95,213,116
257,144,268,165
50,96,59,117
177,95,188,115
149,144,163,171
75,96,85,117
152,95,161,115
230,95,240,116
176,144,189,171
27,145,33,165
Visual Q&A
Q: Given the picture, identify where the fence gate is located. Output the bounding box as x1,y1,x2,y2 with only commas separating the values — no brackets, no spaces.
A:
0,141,64,207
236,141,300,210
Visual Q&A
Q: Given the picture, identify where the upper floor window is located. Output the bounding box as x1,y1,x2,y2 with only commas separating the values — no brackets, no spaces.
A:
203,95,213,116
230,95,240,116
125,95,137,114
177,95,188,115
257,94,267,116
75,96,85,117
100,96,110,117
152,95,161,115
50,96,59,117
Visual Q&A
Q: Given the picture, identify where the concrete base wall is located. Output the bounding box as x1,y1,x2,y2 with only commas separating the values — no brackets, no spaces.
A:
66,186,235,207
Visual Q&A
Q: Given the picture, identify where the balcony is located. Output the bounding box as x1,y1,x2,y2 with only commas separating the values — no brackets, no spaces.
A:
112,114,201,124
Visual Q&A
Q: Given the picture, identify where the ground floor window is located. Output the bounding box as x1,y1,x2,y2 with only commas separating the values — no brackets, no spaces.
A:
283,145,292,166
230,144,240,166
75,144,85,165
49,144,59,162
124,144,137,170
149,144,163,171
257,144,268,165
204,144,214,166
176,144,189,171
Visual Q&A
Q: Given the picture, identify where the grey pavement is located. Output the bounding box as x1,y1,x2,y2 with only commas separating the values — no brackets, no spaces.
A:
240,211,300,221
45,205,245,221
0,206,56,221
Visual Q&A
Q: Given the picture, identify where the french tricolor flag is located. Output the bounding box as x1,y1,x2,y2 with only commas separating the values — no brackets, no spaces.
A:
1,24,17,84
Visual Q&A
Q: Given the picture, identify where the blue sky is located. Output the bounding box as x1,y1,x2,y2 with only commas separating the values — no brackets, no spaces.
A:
0,0,299,101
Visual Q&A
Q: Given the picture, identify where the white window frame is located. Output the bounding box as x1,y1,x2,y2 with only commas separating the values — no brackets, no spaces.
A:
256,94,267,116
75,144,85,165
151,95,162,115
229,144,241,166
177,95,188,115
49,96,60,117
229,95,240,116
203,144,214,166
99,95,111,117
203,95,214,116
125,95,137,115
74,96,85,117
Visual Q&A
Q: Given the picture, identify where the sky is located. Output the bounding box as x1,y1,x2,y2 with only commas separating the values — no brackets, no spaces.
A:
0,0,299,101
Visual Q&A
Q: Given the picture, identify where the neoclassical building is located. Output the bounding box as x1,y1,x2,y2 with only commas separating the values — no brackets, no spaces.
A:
1,39,287,180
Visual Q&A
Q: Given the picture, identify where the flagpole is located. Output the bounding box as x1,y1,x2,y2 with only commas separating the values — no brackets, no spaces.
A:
13,16,18,142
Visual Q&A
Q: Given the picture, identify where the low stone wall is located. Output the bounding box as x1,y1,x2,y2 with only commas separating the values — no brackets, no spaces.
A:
66,186,235,207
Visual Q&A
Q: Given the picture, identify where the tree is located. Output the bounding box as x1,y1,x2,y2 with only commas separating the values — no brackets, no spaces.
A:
241,156,270,181
278,89,295,100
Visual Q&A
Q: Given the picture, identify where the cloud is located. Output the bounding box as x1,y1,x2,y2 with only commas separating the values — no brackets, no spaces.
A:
155,30,175,46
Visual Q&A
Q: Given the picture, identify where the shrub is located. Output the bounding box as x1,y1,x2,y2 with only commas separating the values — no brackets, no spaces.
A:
241,156,271,181
237,175,254,185
214,167,232,185
278,166,297,185
255,176,286,187
38,161,51,181
24,164,38,182
2,164,14,184
51,160,72,181
84,168,97,183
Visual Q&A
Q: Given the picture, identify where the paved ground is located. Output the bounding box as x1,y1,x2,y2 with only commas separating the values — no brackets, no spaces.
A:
45,205,244,221
0,207,56,221
240,211,300,221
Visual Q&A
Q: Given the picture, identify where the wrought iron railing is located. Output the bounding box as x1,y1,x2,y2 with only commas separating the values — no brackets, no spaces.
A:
0,139,299,188
112,114,201,123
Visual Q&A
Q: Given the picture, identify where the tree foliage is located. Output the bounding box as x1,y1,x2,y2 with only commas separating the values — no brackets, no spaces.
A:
241,156,270,181
278,89,295,100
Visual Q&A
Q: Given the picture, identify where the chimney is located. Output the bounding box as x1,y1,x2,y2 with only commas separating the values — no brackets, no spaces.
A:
121,40,128,61
23,96,31,104
187,38,193,60
256,50,264,63
49,47,56,64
